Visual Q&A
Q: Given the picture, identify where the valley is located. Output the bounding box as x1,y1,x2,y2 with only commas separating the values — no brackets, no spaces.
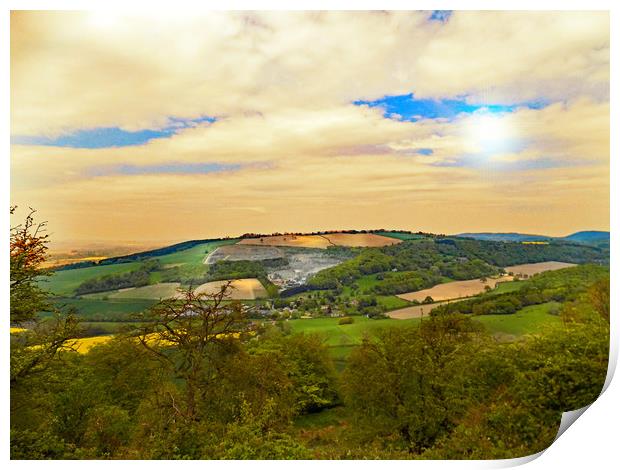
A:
37,229,608,358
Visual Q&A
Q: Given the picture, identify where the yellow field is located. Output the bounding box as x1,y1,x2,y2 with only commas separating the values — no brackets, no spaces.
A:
397,276,513,303
238,233,401,249
503,261,576,276
323,233,401,247
386,301,457,319
238,235,331,248
69,335,114,353
193,278,268,300
66,331,246,354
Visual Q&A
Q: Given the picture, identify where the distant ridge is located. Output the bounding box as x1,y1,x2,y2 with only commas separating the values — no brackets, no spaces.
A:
458,231,609,245
457,232,551,243
564,231,610,243
52,229,609,272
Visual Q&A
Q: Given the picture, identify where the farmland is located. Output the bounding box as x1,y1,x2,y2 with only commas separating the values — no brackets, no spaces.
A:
48,297,157,322
504,261,576,276
43,261,142,296
238,232,401,249
83,282,182,300
205,244,284,264
194,278,268,300
396,276,513,302
14,225,610,460
386,300,456,319
476,302,562,337
39,231,608,328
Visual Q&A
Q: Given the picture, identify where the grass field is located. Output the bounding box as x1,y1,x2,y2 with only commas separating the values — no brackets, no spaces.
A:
49,297,157,321
83,282,181,300
43,262,142,296
43,239,238,297
475,302,562,337
288,316,420,363
490,280,525,294
340,273,381,296
80,321,140,335
287,301,563,362
375,231,426,241
376,295,411,311
153,239,239,265
60,301,564,362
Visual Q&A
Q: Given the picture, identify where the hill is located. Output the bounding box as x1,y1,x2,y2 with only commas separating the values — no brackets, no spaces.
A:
564,231,610,244
458,231,609,246
457,232,551,243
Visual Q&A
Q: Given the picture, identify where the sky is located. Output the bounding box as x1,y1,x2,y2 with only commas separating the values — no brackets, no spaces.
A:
10,11,610,245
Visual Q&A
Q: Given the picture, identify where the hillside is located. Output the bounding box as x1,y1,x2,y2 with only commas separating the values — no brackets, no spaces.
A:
457,232,551,242
458,230,610,246
564,231,610,244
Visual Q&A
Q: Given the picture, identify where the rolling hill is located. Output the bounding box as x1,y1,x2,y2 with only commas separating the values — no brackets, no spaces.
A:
457,230,609,246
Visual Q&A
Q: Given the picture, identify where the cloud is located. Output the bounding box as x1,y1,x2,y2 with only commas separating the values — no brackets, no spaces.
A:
10,11,609,241
11,11,608,135
11,116,215,148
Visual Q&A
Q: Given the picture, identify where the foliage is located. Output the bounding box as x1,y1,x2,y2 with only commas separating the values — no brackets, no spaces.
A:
342,315,486,453
74,259,161,295
432,265,609,317
249,332,340,413
11,215,611,460
132,284,251,421
10,207,51,323
217,400,310,459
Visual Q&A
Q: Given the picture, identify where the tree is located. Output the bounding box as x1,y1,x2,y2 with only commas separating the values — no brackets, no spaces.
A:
589,276,610,323
342,314,486,453
133,283,252,421
10,206,80,384
10,207,51,323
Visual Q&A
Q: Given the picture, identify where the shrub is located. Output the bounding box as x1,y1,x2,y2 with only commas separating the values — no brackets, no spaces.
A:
339,316,354,325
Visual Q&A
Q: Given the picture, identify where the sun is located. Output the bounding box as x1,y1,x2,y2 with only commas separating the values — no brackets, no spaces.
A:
465,113,513,154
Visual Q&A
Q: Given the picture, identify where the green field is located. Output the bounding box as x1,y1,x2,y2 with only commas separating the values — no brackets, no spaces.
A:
80,321,142,335
83,282,181,300
492,279,526,294
43,262,142,296
50,297,157,321
376,231,427,241
288,316,420,363
287,301,563,363
376,295,410,311
475,302,562,337
44,239,239,298
153,239,239,266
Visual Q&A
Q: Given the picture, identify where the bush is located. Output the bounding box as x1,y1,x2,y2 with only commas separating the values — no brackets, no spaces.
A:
338,316,354,325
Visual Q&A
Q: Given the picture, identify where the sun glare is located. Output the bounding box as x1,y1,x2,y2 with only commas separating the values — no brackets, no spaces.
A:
466,113,513,153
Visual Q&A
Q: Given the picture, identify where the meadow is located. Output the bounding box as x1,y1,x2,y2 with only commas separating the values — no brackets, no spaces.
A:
475,302,562,337
43,262,142,296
